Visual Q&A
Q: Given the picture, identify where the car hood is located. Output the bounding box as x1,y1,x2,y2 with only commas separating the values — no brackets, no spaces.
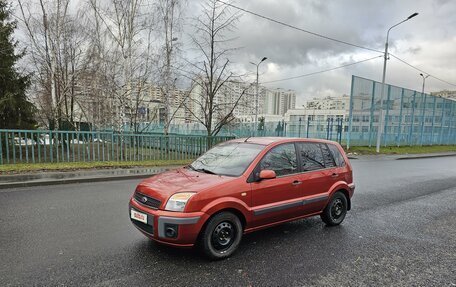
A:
136,167,236,203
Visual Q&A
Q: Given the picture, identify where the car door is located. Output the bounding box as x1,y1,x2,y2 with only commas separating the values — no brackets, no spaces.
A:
295,142,334,214
250,143,303,227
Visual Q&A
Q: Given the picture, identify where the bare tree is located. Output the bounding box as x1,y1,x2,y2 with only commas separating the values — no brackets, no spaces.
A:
154,0,186,135
185,0,248,137
88,0,157,134
17,0,90,130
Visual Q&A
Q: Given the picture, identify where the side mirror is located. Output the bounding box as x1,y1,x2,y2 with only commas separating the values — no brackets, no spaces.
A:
259,169,276,180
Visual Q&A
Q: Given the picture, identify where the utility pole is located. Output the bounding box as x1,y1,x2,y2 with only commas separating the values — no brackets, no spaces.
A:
419,73,430,145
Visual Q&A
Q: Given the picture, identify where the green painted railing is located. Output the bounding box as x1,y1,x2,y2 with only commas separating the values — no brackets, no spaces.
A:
0,129,234,165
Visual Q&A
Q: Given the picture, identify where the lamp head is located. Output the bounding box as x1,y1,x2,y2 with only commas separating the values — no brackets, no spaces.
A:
407,12,419,19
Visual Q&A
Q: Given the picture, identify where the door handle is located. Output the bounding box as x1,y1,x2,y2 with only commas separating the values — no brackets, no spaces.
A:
331,173,338,178
292,180,302,185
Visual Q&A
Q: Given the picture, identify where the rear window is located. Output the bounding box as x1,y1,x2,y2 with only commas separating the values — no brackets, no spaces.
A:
327,144,346,167
297,142,325,171
320,143,336,168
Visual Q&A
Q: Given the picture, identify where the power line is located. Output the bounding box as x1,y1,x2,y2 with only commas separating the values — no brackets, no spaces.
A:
216,0,384,54
389,54,456,87
262,55,382,84
217,1,456,89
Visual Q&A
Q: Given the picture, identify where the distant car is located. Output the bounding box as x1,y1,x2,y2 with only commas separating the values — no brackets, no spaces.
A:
92,138,106,143
38,134,54,145
69,138,85,144
129,137,355,259
13,137,36,146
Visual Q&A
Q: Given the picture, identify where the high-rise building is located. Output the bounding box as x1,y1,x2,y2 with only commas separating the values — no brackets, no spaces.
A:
188,78,296,124
262,88,297,116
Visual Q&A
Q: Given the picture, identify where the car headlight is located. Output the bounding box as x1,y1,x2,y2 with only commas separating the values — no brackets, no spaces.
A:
165,192,196,212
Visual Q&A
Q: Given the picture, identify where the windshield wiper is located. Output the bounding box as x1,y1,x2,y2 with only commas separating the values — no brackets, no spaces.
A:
194,168,217,175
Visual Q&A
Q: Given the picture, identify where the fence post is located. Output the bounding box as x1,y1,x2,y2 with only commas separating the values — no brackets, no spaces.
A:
326,118,330,140
396,89,404,147
409,91,417,145
439,101,446,145
111,132,114,161
339,119,343,144
368,82,376,147
347,75,355,149
306,118,310,138
383,85,391,146
430,96,437,145
419,93,427,146
49,130,53,162
0,132,3,165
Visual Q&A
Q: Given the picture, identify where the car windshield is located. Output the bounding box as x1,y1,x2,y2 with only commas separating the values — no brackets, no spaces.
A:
189,142,264,177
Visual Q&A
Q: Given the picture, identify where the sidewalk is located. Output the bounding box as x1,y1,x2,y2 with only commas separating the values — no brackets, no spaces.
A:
0,165,182,189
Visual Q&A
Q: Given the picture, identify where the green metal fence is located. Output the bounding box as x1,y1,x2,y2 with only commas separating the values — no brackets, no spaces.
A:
347,75,456,147
0,129,234,165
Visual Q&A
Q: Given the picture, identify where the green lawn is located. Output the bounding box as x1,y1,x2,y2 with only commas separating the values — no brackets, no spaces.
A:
345,145,456,155
0,159,192,174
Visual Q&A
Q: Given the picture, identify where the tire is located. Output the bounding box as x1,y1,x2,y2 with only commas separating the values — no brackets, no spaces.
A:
200,212,243,260
321,191,348,226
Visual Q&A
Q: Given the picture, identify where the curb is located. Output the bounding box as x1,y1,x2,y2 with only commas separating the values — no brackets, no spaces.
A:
0,173,153,190
396,153,456,160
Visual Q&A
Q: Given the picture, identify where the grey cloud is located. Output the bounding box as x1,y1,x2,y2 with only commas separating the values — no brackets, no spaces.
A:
182,0,455,100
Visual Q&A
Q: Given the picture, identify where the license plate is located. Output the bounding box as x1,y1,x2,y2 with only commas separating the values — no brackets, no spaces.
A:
131,209,147,224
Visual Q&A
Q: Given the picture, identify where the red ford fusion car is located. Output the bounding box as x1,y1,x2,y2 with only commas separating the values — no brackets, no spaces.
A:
129,137,355,259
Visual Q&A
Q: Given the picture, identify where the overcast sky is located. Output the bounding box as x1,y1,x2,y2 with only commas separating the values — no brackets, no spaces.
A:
185,0,456,106
13,0,455,107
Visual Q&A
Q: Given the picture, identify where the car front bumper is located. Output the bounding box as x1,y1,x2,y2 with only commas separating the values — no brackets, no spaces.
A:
129,198,209,247
348,183,355,197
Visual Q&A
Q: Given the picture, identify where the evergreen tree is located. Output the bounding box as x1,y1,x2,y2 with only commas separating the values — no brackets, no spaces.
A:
0,0,36,129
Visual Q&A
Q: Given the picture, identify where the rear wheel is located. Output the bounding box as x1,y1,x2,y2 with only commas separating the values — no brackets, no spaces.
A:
321,191,348,226
200,212,243,260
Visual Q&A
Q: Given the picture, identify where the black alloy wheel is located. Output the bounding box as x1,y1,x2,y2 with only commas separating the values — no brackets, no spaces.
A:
321,191,348,226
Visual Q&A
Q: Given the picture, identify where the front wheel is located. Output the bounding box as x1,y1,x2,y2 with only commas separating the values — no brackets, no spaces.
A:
200,212,243,260
321,191,348,226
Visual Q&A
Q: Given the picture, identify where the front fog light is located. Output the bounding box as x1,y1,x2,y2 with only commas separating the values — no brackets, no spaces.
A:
164,224,178,238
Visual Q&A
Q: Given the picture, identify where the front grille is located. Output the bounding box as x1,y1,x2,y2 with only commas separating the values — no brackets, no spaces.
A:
134,191,161,209
131,219,154,235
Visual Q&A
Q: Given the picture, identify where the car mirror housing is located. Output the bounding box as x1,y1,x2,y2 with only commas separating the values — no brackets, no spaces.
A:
259,169,276,180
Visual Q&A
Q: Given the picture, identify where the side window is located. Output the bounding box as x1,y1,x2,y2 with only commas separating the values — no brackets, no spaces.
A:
328,144,346,167
259,144,298,177
298,142,325,171
320,144,336,168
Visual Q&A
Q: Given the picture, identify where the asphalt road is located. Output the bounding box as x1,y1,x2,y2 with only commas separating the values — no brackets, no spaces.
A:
1,156,456,286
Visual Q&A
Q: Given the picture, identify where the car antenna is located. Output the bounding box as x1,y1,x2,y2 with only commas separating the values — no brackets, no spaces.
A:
244,136,251,142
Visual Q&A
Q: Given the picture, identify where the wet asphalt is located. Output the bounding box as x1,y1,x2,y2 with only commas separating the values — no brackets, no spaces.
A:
0,156,455,286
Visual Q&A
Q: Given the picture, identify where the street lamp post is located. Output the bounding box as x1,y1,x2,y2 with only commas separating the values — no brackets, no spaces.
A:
250,57,267,136
376,12,418,153
420,73,429,96
419,73,430,145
